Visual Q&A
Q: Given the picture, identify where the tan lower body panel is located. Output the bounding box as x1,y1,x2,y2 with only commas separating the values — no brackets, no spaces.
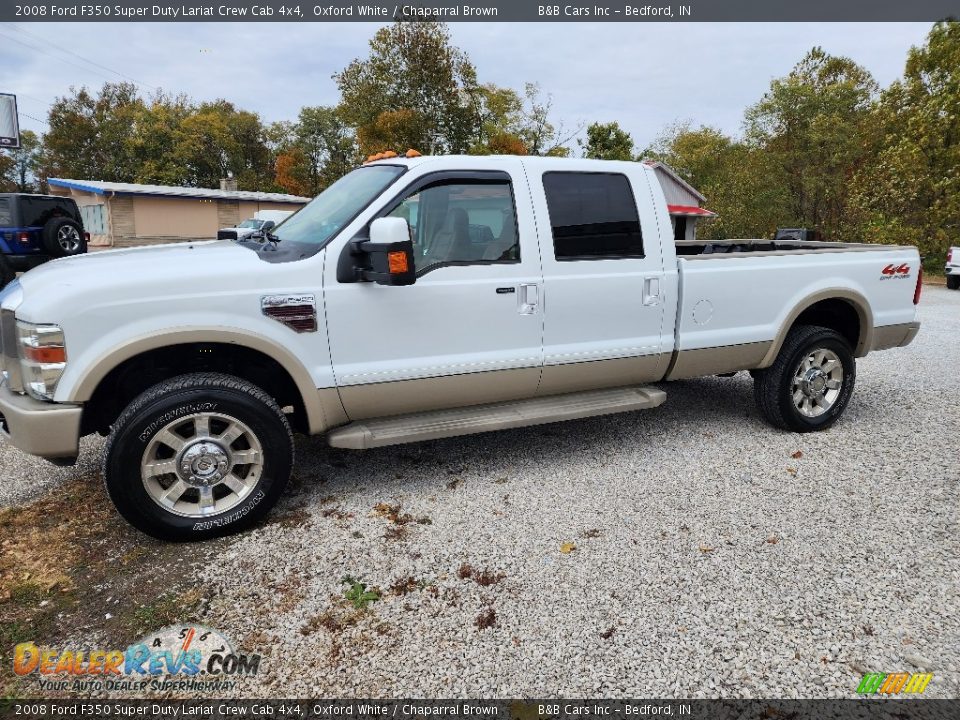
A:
871,322,920,352
665,341,772,381
537,353,668,396
337,367,541,421
327,385,667,450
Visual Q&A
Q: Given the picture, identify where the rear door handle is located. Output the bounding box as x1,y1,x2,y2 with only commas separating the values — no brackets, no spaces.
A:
643,277,661,306
519,283,538,314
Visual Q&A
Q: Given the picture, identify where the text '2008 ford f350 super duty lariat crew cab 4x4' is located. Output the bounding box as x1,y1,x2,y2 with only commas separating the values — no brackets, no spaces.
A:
0,155,922,540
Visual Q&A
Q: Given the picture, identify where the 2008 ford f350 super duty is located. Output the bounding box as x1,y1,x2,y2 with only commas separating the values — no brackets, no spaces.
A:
0,155,922,540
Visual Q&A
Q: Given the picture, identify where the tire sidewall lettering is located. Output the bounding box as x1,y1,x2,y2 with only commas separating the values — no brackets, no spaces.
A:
137,402,218,442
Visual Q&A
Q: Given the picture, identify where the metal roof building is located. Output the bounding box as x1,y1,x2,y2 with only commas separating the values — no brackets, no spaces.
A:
48,178,310,248
642,160,717,240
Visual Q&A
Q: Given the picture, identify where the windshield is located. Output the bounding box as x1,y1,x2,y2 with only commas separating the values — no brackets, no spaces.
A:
272,165,406,247
238,219,262,229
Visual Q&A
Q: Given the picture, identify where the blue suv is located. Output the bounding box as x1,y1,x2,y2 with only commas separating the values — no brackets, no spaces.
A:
0,193,88,288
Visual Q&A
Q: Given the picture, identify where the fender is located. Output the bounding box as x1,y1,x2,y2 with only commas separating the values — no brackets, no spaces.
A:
757,288,874,369
67,327,346,435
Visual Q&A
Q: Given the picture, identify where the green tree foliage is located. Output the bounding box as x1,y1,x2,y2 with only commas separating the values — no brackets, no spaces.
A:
580,121,634,160
335,21,480,155
2,130,45,192
744,47,878,240
45,82,144,181
849,21,960,266
643,123,789,240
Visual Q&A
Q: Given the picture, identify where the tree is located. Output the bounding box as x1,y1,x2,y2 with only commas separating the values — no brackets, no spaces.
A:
516,83,580,157
2,130,44,192
848,21,960,266
744,48,878,239
335,21,480,155
580,121,634,160
469,84,528,155
295,106,357,193
44,82,144,181
128,91,194,186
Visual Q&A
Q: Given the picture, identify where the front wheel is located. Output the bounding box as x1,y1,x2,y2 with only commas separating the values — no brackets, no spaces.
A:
947,275,960,290
103,373,294,541
753,325,856,433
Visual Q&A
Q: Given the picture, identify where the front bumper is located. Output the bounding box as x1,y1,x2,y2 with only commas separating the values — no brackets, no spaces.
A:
0,380,82,461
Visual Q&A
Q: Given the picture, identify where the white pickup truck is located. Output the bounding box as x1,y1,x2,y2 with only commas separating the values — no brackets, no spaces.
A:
947,247,959,289
0,155,921,540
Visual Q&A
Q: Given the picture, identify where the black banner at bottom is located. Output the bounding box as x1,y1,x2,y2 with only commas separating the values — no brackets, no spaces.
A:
2,700,958,720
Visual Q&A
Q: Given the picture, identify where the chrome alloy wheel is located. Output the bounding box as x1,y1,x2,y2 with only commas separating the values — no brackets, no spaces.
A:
791,348,843,418
57,225,81,252
140,412,263,518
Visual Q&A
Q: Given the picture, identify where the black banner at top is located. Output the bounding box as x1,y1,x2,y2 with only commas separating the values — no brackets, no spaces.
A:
2,0,959,23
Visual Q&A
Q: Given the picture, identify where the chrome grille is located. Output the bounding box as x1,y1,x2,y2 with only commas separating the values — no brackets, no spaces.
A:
1,307,22,392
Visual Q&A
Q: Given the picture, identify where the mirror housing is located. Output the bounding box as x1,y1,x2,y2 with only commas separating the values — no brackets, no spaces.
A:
344,217,416,286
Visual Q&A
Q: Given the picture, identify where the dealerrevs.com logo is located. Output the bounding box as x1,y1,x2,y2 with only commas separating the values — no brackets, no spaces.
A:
13,624,261,693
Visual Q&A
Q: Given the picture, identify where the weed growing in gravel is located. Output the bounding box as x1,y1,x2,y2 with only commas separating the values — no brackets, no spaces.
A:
475,607,497,630
342,576,381,609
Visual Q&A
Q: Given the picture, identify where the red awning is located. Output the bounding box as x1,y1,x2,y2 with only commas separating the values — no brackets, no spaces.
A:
668,204,717,218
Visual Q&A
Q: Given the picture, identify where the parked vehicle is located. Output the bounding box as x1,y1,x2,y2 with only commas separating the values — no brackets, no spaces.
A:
946,247,959,290
0,156,921,540
774,227,823,242
217,210,294,241
0,193,87,288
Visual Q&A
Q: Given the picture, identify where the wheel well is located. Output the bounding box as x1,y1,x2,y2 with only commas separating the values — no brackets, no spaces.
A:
793,298,862,352
81,343,308,436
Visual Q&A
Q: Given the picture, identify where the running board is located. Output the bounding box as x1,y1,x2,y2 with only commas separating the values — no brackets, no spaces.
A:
327,385,666,450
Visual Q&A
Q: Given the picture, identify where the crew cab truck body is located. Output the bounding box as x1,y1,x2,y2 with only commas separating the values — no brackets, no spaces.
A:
0,156,921,540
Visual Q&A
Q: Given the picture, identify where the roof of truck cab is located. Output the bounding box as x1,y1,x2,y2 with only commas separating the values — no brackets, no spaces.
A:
365,155,660,173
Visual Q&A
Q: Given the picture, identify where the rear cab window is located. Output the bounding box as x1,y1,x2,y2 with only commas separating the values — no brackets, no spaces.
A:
542,172,644,260
0,198,10,227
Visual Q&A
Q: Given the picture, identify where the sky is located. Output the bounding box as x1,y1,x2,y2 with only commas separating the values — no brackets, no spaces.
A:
0,21,934,151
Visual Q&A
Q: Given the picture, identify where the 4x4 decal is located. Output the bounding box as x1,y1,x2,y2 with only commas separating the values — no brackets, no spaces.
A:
881,263,911,279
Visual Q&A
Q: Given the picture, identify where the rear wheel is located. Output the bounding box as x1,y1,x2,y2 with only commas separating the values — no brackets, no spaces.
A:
947,275,960,290
103,373,294,541
42,218,86,257
753,325,856,432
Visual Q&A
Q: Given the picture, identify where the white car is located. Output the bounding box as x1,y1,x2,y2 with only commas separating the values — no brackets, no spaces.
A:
0,155,921,540
946,247,959,289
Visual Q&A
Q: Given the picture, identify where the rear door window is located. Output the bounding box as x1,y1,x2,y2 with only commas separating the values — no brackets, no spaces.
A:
0,198,10,226
542,172,644,260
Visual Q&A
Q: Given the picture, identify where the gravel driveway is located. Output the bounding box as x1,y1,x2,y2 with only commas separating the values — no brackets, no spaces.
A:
4,286,958,698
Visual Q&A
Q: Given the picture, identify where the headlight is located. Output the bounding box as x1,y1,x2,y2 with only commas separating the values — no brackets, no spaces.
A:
17,321,66,400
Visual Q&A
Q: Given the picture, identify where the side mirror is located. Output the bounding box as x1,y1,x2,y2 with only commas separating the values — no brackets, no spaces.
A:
344,217,416,286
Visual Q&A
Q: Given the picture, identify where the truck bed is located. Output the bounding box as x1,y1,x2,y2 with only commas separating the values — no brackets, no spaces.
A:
665,241,921,380
675,239,912,257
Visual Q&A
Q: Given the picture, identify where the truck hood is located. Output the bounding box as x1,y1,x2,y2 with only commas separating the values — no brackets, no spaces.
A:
15,240,266,319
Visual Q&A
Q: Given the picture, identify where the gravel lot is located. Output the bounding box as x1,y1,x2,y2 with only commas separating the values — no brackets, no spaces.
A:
3,286,958,698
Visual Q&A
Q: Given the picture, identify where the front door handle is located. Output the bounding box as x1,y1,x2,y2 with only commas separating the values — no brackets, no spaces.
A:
643,277,661,306
519,283,538,314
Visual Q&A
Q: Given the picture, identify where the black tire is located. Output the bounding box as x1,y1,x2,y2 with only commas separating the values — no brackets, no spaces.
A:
0,255,14,290
753,325,856,433
947,275,960,290
103,372,294,541
41,217,86,257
